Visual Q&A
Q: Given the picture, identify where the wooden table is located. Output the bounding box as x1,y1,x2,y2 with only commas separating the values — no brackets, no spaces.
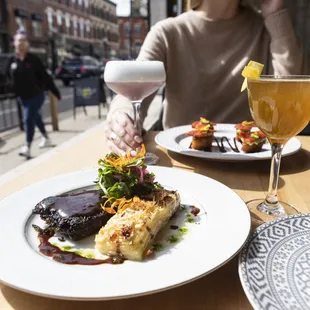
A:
1,126,310,310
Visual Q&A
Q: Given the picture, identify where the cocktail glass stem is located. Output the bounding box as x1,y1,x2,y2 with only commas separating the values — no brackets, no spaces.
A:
132,100,142,135
258,143,285,216
131,100,159,165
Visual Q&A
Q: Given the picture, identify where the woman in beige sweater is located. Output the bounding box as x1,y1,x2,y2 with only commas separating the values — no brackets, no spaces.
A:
106,0,307,155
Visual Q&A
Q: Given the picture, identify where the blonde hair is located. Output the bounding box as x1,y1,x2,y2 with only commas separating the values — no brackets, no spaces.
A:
186,0,202,11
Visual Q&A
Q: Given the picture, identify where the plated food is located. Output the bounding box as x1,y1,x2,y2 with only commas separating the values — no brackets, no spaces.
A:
235,121,256,142
95,192,180,261
186,118,266,154
31,145,198,264
240,131,266,153
186,117,216,150
32,190,112,241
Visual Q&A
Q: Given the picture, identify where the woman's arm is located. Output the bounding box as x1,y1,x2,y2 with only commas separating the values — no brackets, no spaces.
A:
264,8,308,75
35,56,61,99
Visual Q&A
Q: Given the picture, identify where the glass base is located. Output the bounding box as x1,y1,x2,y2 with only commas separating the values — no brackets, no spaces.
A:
246,198,300,229
144,152,159,165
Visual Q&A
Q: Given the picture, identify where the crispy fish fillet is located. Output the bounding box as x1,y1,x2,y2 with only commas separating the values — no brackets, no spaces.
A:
95,190,180,261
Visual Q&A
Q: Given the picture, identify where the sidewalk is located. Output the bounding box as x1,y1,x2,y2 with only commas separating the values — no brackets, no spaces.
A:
0,95,162,176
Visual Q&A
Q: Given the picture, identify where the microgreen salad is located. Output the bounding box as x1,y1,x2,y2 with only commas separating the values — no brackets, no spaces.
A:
96,144,163,199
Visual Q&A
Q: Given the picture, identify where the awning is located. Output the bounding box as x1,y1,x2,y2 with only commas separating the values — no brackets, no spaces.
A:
14,9,29,18
31,13,44,22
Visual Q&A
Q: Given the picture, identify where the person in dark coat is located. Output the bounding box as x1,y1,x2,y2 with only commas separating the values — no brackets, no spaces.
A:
6,29,61,159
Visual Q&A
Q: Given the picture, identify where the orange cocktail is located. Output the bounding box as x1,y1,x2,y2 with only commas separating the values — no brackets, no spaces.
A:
245,75,310,226
248,77,310,145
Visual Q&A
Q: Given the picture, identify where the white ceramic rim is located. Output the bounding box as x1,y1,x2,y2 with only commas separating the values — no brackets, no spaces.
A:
155,124,301,161
0,167,251,300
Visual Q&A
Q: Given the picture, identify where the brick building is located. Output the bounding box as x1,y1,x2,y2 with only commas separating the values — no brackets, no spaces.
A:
91,0,119,60
118,16,148,59
44,0,119,71
4,0,48,64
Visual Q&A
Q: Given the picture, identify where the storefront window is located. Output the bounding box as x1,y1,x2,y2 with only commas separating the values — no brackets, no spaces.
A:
73,17,78,37
78,0,83,12
15,17,27,31
84,0,89,13
134,24,141,37
124,22,130,37
65,14,70,35
32,21,42,37
72,0,78,9
135,42,142,53
46,9,54,31
80,19,84,38
56,11,62,33
86,21,91,38
124,39,129,50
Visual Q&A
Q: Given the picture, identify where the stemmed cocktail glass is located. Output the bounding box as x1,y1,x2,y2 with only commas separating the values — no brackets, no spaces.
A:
246,75,310,226
104,60,166,165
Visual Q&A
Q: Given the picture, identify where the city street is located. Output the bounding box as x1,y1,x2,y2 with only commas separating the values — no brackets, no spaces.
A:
42,80,75,122
0,85,162,176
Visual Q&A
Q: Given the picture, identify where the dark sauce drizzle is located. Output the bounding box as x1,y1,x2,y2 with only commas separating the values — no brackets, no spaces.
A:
190,136,240,153
215,137,239,153
34,225,125,266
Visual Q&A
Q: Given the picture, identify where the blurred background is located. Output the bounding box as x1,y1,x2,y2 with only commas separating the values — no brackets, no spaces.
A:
0,0,308,73
0,0,309,174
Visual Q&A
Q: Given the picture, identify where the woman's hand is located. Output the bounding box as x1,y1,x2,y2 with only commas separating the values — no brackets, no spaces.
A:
105,110,143,155
260,0,284,18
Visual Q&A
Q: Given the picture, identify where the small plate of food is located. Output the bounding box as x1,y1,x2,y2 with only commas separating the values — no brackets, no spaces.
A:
155,118,301,161
0,146,250,300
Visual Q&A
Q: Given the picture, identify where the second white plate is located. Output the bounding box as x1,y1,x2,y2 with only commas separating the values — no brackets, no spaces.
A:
155,124,301,161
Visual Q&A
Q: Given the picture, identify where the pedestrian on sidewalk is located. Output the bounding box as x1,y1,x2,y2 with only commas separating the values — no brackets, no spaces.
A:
5,29,61,159
105,0,308,155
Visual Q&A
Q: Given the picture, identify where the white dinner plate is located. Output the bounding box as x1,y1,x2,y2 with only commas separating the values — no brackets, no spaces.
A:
239,214,310,310
155,124,301,161
0,166,251,300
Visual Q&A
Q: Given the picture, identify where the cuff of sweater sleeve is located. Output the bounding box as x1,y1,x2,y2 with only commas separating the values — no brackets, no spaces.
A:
107,106,134,122
264,9,295,40
107,95,134,121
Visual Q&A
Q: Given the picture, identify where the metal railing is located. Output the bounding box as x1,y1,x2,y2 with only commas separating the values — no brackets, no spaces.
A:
0,82,23,133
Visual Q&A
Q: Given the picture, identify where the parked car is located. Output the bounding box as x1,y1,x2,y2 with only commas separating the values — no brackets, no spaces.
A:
55,56,105,86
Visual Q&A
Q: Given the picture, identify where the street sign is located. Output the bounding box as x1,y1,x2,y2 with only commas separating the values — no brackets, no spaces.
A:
73,77,105,119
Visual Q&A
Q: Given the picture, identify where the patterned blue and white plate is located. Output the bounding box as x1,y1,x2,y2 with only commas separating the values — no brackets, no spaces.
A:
239,214,310,310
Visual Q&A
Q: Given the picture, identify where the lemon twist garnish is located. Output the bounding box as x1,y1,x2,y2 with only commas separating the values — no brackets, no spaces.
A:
241,61,264,92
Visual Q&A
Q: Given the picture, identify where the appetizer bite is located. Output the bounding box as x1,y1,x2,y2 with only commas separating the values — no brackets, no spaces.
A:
186,117,216,150
235,120,256,142
240,131,266,153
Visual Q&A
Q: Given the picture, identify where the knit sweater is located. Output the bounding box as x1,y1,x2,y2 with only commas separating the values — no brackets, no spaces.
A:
108,8,307,129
